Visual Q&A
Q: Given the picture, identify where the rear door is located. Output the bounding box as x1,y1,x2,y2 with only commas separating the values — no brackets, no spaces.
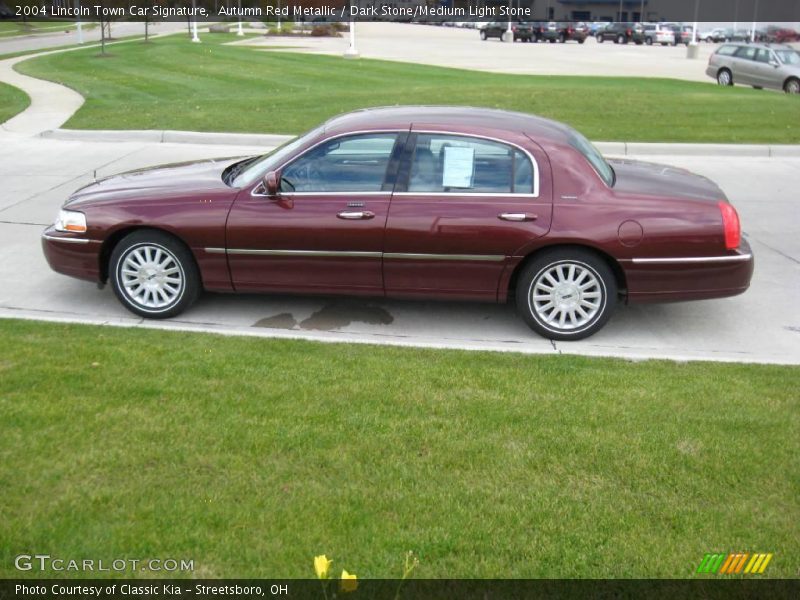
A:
383,130,553,301
732,45,758,85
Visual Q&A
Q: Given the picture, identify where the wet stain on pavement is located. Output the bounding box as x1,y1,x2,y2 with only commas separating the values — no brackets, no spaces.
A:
299,301,394,331
253,313,298,329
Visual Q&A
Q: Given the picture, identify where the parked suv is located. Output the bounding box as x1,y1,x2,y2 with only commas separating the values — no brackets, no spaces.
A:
511,21,536,42
540,22,588,43
643,23,676,46
707,43,800,93
597,22,645,44
480,22,507,41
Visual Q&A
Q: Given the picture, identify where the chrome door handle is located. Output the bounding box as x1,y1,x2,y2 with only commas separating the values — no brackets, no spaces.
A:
337,211,375,220
498,212,537,222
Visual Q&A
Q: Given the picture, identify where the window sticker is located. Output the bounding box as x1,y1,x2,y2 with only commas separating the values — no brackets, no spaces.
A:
442,146,475,189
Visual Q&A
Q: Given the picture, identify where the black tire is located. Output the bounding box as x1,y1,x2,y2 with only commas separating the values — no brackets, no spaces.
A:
578,38,585,44
548,38,556,43
109,230,201,319
617,34,625,44
559,33,566,43
784,77,800,94
717,68,733,86
597,34,604,43
645,36,653,45
480,30,487,41
515,249,617,341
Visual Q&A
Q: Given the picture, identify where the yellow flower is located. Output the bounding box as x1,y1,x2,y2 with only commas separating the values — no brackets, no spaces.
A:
340,569,358,593
314,555,332,580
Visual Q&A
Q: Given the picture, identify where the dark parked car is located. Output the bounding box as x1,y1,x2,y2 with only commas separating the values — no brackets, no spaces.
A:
479,22,506,41
42,107,753,340
671,24,693,45
597,22,645,44
541,21,588,43
511,21,536,42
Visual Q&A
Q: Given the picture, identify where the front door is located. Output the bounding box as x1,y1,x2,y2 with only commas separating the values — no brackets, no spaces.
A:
383,132,552,301
225,132,404,295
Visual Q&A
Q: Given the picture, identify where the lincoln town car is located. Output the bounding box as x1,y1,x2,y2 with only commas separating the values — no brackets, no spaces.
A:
42,107,754,340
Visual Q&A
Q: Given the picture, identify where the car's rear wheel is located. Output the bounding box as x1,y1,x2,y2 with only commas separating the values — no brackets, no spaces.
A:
515,249,617,341
645,36,653,45
110,230,200,319
597,34,604,43
617,34,625,44
717,68,733,86
480,30,487,40
785,77,800,94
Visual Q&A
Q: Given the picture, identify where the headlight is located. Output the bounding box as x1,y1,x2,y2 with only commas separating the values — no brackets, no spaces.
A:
54,209,87,233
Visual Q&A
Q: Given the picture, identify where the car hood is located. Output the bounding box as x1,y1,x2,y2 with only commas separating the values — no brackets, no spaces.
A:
65,157,245,206
609,158,727,202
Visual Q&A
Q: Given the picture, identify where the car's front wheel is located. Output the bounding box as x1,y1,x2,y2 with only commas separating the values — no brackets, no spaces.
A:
110,230,200,319
515,249,617,341
717,68,733,86
597,34,604,43
480,30,487,40
617,34,625,44
785,77,800,94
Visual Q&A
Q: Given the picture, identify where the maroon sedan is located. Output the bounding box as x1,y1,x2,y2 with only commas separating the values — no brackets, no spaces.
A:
42,107,753,340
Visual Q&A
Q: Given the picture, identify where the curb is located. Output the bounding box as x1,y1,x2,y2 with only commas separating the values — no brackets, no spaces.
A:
38,128,800,156
39,128,292,147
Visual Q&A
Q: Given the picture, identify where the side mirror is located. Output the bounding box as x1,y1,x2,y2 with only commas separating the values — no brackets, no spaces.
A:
769,60,780,68
263,171,279,197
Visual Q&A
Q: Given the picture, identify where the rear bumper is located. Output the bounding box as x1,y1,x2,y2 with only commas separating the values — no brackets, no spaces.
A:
623,239,754,304
41,227,102,283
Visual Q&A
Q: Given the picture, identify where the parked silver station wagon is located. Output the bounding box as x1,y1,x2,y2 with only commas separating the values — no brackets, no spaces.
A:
706,43,800,93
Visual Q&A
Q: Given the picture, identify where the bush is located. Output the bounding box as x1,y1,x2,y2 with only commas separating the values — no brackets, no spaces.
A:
310,24,341,37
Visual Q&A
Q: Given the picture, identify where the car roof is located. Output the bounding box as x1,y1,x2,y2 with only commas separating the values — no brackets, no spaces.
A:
720,42,794,50
323,106,575,143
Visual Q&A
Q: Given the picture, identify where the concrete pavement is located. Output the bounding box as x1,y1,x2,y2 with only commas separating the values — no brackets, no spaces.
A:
1,131,798,365
233,21,721,82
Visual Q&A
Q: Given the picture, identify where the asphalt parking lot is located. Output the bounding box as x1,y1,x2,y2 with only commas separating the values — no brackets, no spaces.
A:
1,131,798,364
236,21,721,82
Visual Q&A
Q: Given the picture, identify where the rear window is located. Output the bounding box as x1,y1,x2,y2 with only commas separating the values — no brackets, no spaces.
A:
716,45,738,56
568,131,614,187
734,46,757,60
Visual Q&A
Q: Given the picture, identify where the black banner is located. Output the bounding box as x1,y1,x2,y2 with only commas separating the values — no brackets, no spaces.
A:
2,579,800,600
3,0,800,24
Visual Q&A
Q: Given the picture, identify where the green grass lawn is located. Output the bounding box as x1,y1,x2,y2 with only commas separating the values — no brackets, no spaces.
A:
12,34,800,142
0,318,797,579
0,80,30,123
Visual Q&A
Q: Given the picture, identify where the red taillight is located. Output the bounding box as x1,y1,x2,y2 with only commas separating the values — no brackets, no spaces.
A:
627,28,632,35
719,201,741,250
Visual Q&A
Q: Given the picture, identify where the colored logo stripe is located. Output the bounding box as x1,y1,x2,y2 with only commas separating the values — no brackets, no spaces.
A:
697,553,773,574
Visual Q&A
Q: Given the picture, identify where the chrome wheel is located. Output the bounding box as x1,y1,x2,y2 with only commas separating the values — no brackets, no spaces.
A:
529,262,604,332
717,69,732,86
785,78,800,94
118,243,185,312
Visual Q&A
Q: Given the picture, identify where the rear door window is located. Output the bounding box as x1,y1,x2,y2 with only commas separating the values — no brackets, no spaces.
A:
406,134,535,195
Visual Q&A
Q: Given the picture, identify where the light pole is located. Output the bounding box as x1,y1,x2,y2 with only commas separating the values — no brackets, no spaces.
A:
618,0,623,21
237,0,244,36
750,0,759,42
191,0,200,42
75,0,83,43
687,0,699,59
344,3,359,58
503,0,513,42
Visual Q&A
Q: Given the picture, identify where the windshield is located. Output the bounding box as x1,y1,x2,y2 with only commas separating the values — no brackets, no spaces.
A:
568,130,615,187
230,125,325,187
775,50,800,65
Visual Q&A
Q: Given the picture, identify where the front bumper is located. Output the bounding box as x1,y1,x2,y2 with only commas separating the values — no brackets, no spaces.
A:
41,227,102,283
